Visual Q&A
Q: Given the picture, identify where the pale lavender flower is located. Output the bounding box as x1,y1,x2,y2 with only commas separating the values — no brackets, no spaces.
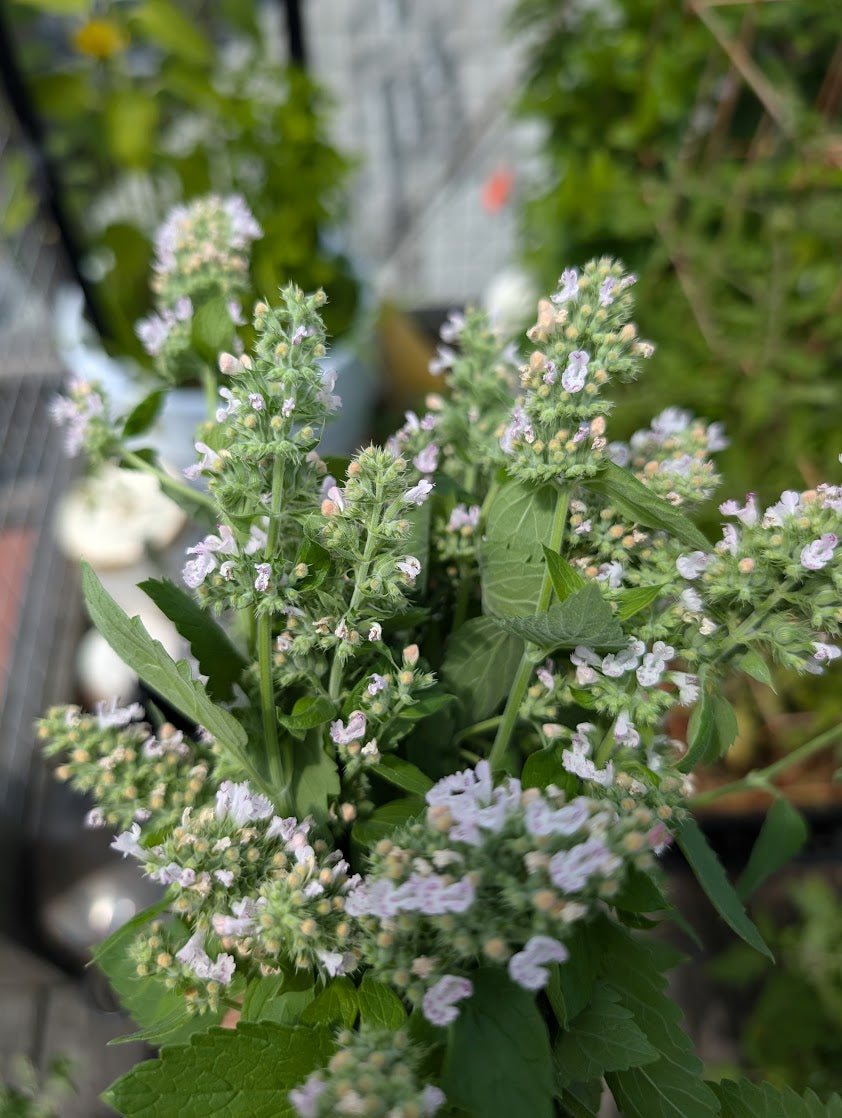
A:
318,368,341,412
570,645,601,686
542,360,558,386
536,666,555,690
552,267,579,305
282,396,296,418
367,673,388,696
720,494,758,526
422,975,473,1027
763,490,801,526
447,504,481,533
413,444,439,475
175,930,235,985
720,524,739,556
614,711,640,748
368,622,382,642
254,563,272,592
561,739,614,788
806,641,842,674
248,393,265,411
508,935,569,991
95,698,145,729
671,672,700,705
289,1076,326,1118
549,836,619,893
404,479,434,506
706,422,729,452
524,797,591,838
676,551,711,579
800,534,838,571
440,310,466,343
561,350,590,393
215,780,274,826
222,194,262,247
679,587,704,614
330,711,367,745
84,808,105,829
184,441,221,480
111,823,144,860
429,345,456,375
420,1085,447,1116
135,312,172,356
216,386,238,422
183,525,237,587
500,405,535,453
601,640,644,678
598,276,616,306
397,556,422,580
607,441,630,467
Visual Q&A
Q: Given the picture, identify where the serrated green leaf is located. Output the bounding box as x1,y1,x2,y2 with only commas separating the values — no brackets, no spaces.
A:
371,755,433,796
122,390,165,439
556,983,659,1086
680,680,737,772
739,649,776,690
104,1021,335,1117
351,797,425,849
612,867,670,915
675,816,772,958
138,578,247,701
442,969,554,1118
587,461,712,552
494,583,625,651
594,921,720,1118
736,798,809,902
291,733,340,824
240,976,315,1026
300,977,358,1028
542,545,586,602
711,1078,842,1118
440,616,524,723
357,972,407,1029
279,696,335,735
80,562,264,789
557,1080,604,1117
480,480,560,617
546,924,599,1028
616,583,665,621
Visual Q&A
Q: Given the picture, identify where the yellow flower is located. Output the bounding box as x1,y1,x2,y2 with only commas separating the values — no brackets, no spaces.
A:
72,19,127,59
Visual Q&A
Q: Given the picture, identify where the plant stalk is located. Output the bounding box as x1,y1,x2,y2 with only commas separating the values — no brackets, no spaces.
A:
689,721,842,808
488,486,570,774
121,449,217,515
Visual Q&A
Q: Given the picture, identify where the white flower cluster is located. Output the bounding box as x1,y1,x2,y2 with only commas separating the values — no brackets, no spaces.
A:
346,760,666,1026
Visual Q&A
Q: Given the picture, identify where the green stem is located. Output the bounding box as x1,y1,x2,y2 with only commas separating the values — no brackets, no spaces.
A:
712,579,797,667
328,477,384,700
488,486,570,774
454,715,504,746
121,449,217,515
200,362,218,420
258,454,293,802
689,721,842,809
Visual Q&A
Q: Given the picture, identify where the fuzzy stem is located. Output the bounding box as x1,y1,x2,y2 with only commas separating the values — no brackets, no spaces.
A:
121,449,217,515
689,721,842,809
488,486,570,774
258,453,292,800
200,362,218,420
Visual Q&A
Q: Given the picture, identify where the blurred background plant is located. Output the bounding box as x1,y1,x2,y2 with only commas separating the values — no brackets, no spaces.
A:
0,1055,75,1117
511,0,842,786
5,0,359,360
708,873,842,1098
512,0,842,504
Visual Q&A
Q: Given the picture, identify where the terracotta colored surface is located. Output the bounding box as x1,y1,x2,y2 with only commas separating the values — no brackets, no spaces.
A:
0,526,36,700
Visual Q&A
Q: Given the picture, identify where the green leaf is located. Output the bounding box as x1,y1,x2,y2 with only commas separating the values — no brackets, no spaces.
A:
679,681,738,772
542,545,586,602
351,797,425,849
122,391,165,439
615,584,665,621
278,696,335,735
240,976,315,1026
675,816,772,959
129,0,212,65
403,498,432,596
191,295,235,363
521,746,577,795
291,733,340,823
587,461,712,553
442,969,554,1118
300,977,359,1028
711,1079,842,1118
104,1022,335,1117
736,798,809,902
371,755,433,796
480,480,560,617
555,983,659,1087
495,584,625,651
357,972,407,1030
738,649,776,690
138,578,247,702
81,562,256,781
612,867,670,915
557,1080,604,1117
440,617,524,723
546,924,599,1028
92,903,220,1047
594,921,720,1118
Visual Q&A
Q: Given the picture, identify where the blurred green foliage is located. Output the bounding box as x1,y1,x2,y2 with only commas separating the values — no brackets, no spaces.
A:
512,0,842,505
0,1055,75,1117
8,0,358,353
709,874,842,1097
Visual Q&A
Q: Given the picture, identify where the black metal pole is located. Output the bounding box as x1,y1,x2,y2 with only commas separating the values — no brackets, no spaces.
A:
281,0,307,68
0,3,108,337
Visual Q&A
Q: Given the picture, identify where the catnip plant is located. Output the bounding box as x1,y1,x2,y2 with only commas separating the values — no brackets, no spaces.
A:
42,258,842,1118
